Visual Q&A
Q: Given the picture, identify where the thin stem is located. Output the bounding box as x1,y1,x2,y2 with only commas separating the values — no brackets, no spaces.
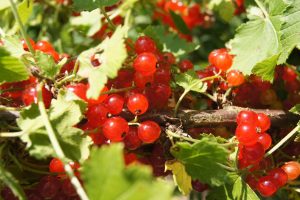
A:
0,131,23,137
217,163,236,172
101,86,135,95
201,92,217,102
254,0,269,18
174,89,189,116
0,105,21,111
265,125,299,157
72,60,80,77
100,7,116,30
37,83,89,200
166,129,199,143
199,73,221,82
128,122,140,126
55,74,76,87
9,0,35,54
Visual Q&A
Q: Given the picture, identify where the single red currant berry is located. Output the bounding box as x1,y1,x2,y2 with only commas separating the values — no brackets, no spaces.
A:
86,85,109,105
179,59,194,72
102,117,129,142
124,152,138,165
124,126,142,150
86,104,109,126
154,67,171,84
256,176,278,197
227,70,245,86
133,52,157,76
66,83,88,101
163,52,176,64
49,158,65,173
37,176,61,199
240,142,265,164
281,161,300,180
235,123,259,146
138,121,161,143
89,131,107,145
246,174,259,189
208,48,232,71
104,94,124,115
236,110,258,125
35,40,54,52
22,86,52,109
268,168,288,188
135,36,157,54
127,93,149,115
257,133,272,150
282,67,297,82
134,72,154,88
256,113,271,132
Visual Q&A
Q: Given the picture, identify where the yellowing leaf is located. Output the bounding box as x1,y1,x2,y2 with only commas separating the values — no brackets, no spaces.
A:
165,160,192,195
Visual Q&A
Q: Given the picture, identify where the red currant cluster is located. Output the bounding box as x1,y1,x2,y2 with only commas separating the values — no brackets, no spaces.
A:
235,110,300,197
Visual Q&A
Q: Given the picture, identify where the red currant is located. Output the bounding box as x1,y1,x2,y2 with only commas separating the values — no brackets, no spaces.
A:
37,176,61,199
102,117,129,142
66,83,88,101
134,72,154,88
21,38,35,51
236,110,258,125
256,176,278,197
240,142,264,164
268,168,288,188
179,59,194,72
124,126,142,150
256,113,271,132
257,133,272,150
135,36,157,54
127,93,149,115
104,94,124,115
235,123,259,146
86,104,109,126
227,70,245,86
138,121,161,143
35,40,54,52
208,48,232,71
49,158,64,173
281,161,300,180
133,52,157,76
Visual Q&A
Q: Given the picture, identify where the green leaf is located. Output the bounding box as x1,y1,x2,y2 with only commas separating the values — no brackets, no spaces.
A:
165,160,192,195
2,36,26,58
169,10,190,34
119,0,138,16
17,92,90,162
73,0,121,11
175,70,207,93
0,0,10,11
0,164,26,200
35,51,60,79
70,9,102,37
82,144,174,200
77,25,128,99
208,0,235,22
278,0,300,63
170,136,229,186
252,54,280,82
0,48,29,83
144,25,199,57
289,104,300,115
232,176,259,200
229,0,289,75
17,0,34,25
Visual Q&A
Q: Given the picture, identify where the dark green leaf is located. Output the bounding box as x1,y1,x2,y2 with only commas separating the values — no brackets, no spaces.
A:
82,144,174,200
73,0,121,11
169,10,190,34
144,25,199,57
171,136,229,186
35,51,61,79
175,70,207,93
17,92,90,162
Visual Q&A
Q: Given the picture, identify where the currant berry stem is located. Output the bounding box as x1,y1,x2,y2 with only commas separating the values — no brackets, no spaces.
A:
36,83,89,200
265,125,300,157
166,129,199,143
9,0,35,55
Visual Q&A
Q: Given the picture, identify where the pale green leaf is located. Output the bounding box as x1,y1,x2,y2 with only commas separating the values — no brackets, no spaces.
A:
175,70,207,93
17,92,90,162
171,137,229,186
165,160,192,195
82,144,174,200
232,177,259,200
73,0,121,11
230,0,289,74
70,9,102,37
119,0,138,16
278,0,300,63
0,48,29,83
252,54,280,82
35,51,60,79
2,36,26,58
0,0,10,11
17,0,34,25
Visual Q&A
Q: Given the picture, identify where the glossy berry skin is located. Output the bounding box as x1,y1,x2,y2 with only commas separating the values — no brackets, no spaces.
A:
37,176,61,198
281,161,300,180
66,83,88,101
235,123,259,146
86,85,109,105
134,72,154,88
256,176,278,197
127,93,149,115
49,158,65,173
104,94,124,115
256,113,271,132
22,86,52,109
179,59,194,72
236,110,258,125
21,38,35,51
257,133,272,150
162,52,176,64
102,117,129,142
35,40,54,52
208,48,232,71
133,52,157,76
124,126,142,150
268,168,288,188
138,121,161,143
124,153,138,165
240,142,264,164
135,36,157,54
227,70,245,86
86,104,109,126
